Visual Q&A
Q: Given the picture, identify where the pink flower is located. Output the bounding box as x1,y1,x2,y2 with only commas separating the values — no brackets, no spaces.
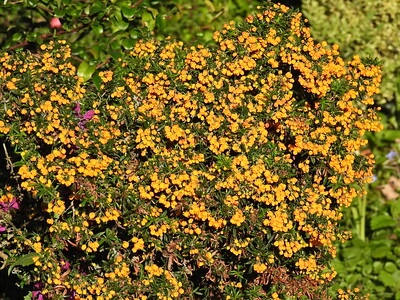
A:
50,17,62,29
82,110,95,121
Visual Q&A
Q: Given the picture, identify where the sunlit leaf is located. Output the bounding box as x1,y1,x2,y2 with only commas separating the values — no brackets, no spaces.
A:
371,215,396,230
77,61,96,81
8,253,38,276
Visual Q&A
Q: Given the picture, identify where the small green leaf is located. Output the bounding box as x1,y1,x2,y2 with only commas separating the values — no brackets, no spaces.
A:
8,253,38,276
379,270,396,287
371,245,391,258
121,6,137,19
370,215,396,230
396,291,400,300
24,292,32,300
342,246,363,260
362,263,372,276
111,9,129,33
390,200,400,219
122,38,135,50
90,2,105,14
92,72,102,90
155,13,166,31
142,11,155,31
129,29,140,39
377,130,400,142
12,32,23,42
345,273,362,285
54,8,66,17
77,61,96,81
385,262,398,273
91,24,104,35
26,32,38,42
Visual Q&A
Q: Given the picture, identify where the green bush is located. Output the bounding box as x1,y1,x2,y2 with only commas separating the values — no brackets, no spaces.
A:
1,3,382,299
302,0,400,127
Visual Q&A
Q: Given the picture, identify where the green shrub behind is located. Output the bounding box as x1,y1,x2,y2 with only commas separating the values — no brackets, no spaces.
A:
0,3,381,299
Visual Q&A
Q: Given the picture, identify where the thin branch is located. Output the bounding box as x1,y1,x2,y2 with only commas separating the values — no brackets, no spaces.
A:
2,143,14,174
131,0,145,9
7,24,86,52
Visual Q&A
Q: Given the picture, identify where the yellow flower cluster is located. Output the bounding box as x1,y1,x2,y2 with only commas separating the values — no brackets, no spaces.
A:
0,2,382,299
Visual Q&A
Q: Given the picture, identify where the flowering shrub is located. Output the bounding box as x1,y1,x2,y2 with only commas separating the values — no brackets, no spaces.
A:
0,3,382,299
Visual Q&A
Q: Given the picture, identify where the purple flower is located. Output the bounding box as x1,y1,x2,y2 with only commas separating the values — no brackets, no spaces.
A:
32,282,45,300
68,289,77,300
32,291,44,300
60,259,71,272
73,102,81,114
74,103,95,129
386,150,397,160
0,226,7,233
0,197,19,212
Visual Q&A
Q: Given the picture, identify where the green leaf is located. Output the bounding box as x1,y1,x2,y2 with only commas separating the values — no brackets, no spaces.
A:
121,6,137,19
378,270,396,287
155,13,166,31
92,72,102,90
384,262,397,273
371,244,391,258
91,24,104,35
377,130,400,142
370,215,396,230
90,2,105,14
342,246,363,260
77,61,96,81
111,10,129,33
390,200,400,219
142,11,155,31
54,8,66,17
396,291,400,300
345,273,362,285
26,32,38,42
24,292,32,300
362,263,373,276
129,29,140,39
8,253,38,276
122,38,135,50
12,32,23,42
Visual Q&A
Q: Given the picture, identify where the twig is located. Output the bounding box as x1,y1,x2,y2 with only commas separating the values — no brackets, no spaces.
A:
2,143,14,174
131,0,145,8
7,24,86,52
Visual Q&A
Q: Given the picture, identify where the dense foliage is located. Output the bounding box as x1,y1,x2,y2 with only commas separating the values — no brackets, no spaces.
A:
0,3,384,299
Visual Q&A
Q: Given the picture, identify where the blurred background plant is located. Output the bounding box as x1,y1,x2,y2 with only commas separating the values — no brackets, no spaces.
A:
302,0,400,129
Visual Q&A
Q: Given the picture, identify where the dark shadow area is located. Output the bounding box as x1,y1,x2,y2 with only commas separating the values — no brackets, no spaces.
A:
0,269,30,300
271,0,302,10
